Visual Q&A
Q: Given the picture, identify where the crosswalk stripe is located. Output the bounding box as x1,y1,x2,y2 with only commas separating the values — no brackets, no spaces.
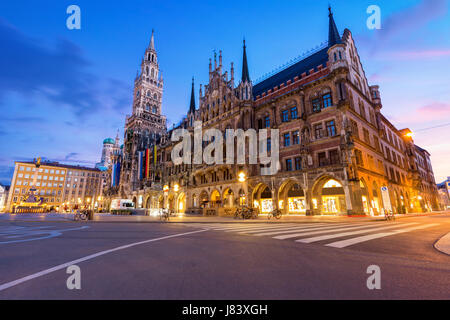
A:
240,223,347,234
219,224,297,231
230,223,331,233
325,223,439,248
252,223,367,236
273,223,401,240
296,223,418,243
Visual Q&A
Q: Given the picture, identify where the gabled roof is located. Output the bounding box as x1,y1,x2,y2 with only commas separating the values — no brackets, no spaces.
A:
252,7,342,99
252,47,329,98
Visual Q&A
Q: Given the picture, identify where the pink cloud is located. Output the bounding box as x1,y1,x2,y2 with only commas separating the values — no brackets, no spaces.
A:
384,49,450,60
392,102,450,124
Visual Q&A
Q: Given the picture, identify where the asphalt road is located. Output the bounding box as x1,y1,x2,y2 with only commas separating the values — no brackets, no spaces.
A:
0,214,449,299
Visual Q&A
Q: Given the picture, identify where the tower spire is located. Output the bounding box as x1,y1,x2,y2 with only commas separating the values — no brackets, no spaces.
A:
328,6,342,46
241,39,250,83
189,77,196,113
149,29,155,50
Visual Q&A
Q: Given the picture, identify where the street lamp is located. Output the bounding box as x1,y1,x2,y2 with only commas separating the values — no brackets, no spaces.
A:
163,185,169,210
238,171,246,206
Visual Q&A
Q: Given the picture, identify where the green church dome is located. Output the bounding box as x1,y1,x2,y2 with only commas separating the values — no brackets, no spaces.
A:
103,138,115,145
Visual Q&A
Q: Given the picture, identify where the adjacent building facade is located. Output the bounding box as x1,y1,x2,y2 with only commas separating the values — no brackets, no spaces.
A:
5,160,108,213
0,184,10,212
104,8,441,216
437,177,450,209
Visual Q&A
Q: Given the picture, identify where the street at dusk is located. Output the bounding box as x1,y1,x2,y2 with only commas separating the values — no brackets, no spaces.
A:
1,0,450,310
0,213,449,299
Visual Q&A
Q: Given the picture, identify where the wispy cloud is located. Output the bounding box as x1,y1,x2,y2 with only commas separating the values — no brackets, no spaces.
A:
381,49,450,60
379,0,448,41
392,102,450,124
0,19,131,119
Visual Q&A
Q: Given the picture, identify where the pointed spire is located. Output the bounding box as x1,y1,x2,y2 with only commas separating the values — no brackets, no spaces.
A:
241,39,250,83
189,77,196,113
149,29,155,50
328,6,342,46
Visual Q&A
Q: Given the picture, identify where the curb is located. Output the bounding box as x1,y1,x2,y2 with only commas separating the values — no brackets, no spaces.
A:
434,232,450,256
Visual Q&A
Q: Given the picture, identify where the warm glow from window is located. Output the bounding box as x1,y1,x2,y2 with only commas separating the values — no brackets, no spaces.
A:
323,179,342,188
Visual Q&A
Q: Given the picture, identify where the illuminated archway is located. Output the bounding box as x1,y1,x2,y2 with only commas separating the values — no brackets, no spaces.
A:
278,179,306,215
177,192,186,213
359,178,370,215
210,190,221,208
252,183,272,213
312,176,347,215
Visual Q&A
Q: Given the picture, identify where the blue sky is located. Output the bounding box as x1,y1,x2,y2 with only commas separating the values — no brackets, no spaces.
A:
0,0,449,185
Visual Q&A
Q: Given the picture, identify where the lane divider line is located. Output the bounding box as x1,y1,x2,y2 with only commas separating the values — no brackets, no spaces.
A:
0,228,208,292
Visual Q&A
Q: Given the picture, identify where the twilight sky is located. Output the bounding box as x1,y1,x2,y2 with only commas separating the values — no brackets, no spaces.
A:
0,0,449,185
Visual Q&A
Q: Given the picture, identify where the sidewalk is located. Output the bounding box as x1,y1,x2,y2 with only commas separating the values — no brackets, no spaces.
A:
0,211,447,223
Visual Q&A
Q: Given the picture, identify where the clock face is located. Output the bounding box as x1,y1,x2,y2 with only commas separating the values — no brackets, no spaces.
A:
212,90,218,98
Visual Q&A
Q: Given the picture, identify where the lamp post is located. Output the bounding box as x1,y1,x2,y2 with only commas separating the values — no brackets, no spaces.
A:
173,183,180,214
163,184,169,211
238,171,247,207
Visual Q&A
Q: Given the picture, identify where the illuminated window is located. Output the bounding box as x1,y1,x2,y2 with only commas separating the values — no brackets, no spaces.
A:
323,179,342,188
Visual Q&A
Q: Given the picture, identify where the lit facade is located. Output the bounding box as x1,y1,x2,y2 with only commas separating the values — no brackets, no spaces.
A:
106,8,441,216
5,161,107,213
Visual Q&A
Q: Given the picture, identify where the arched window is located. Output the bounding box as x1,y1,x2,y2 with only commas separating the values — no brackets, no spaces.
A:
154,93,157,100
151,68,154,78
146,66,149,76
152,105,157,114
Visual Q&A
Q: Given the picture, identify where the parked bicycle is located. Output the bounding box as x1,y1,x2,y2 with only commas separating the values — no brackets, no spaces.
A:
74,210,87,221
159,208,170,222
268,208,282,220
234,206,257,220
384,210,395,221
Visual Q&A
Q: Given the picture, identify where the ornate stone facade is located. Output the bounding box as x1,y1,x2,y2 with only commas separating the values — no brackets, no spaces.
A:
110,8,441,216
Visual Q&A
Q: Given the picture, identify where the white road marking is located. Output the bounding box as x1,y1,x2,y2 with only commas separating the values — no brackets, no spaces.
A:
0,228,208,292
296,223,418,243
0,226,90,244
240,223,336,234
326,223,440,248
272,223,389,240
253,223,365,236
214,224,296,231
230,224,319,233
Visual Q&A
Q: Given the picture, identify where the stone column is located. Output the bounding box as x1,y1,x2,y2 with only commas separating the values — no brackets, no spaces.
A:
346,181,364,215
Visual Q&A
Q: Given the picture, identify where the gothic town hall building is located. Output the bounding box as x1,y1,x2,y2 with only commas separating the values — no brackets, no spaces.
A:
106,8,441,216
